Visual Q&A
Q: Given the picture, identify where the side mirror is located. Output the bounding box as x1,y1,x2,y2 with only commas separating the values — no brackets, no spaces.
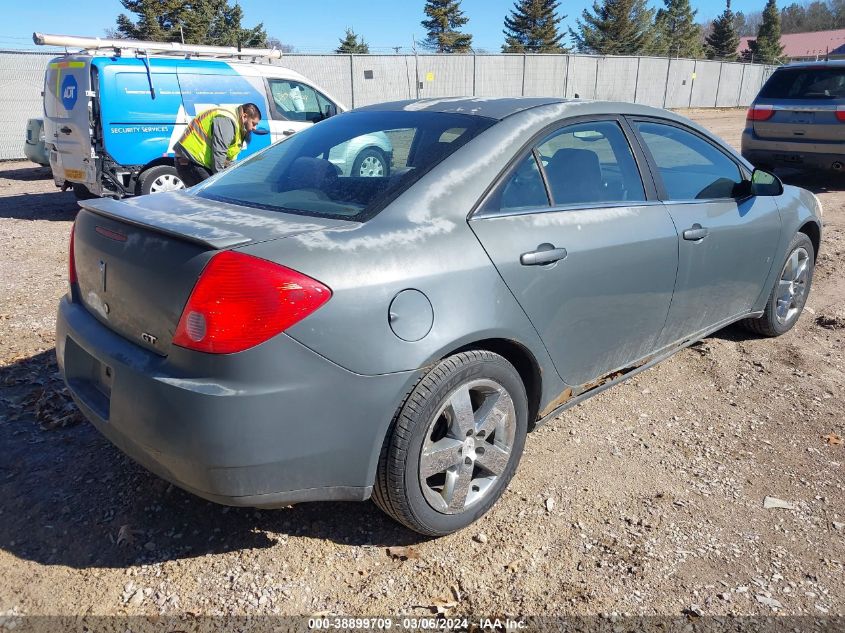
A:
750,168,783,197
324,103,338,119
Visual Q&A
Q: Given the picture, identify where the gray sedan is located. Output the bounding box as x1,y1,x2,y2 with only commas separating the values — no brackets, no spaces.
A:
57,98,822,536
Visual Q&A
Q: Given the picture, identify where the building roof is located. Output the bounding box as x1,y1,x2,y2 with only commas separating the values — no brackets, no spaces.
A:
739,28,845,59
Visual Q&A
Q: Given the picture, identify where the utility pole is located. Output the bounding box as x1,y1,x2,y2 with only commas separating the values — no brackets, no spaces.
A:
412,35,420,99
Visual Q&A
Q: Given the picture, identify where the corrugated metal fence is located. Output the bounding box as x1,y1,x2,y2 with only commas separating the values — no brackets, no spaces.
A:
277,54,776,110
0,51,54,160
0,50,776,160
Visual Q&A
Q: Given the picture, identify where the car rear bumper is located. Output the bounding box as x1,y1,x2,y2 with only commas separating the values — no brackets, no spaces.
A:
56,296,418,508
742,128,845,170
24,141,49,166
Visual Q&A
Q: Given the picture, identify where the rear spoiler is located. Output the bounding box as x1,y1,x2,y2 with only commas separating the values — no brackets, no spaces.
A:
78,197,251,250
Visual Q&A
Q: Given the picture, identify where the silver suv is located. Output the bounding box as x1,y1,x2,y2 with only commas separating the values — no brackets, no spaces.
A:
742,61,845,172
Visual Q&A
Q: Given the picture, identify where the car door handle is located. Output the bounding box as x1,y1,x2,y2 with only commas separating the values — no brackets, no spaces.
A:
60,126,72,135
520,244,568,266
282,129,296,136
683,224,709,241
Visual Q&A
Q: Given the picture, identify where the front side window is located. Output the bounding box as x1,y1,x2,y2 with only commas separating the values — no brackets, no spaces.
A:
634,121,743,200
536,121,646,206
268,79,331,123
197,110,495,221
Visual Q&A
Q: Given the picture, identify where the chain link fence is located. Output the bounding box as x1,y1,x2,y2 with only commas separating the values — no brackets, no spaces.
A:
0,49,776,160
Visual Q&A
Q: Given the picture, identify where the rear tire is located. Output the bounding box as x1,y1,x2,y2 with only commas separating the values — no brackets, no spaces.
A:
373,351,528,536
351,148,389,178
138,165,185,195
72,183,96,200
741,232,815,337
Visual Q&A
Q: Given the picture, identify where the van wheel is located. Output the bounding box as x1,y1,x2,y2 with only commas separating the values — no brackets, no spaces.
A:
138,165,185,195
72,183,96,200
373,351,528,536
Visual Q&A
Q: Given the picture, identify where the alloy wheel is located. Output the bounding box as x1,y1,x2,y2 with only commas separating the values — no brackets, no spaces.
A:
775,246,810,325
419,379,516,515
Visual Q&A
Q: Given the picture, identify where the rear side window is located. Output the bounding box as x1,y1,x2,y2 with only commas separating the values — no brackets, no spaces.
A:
537,121,646,206
759,68,845,100
634,121,742,200
493,153,549,212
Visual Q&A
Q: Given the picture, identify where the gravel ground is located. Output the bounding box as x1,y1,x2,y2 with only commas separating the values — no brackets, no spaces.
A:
0,108,843,621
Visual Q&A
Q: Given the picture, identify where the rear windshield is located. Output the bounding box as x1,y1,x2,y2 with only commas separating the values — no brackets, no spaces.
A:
196,110,496,222
759,67,845,100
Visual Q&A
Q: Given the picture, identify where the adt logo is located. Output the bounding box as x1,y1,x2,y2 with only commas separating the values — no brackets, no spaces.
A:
61,75,78,111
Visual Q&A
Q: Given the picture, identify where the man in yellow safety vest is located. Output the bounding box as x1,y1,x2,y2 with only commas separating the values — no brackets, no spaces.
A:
174,102,262,187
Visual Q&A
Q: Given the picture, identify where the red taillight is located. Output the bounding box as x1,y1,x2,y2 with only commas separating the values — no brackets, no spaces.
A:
836,107,845,122
68,222,77,285
746,105,775,122
172,251,331,354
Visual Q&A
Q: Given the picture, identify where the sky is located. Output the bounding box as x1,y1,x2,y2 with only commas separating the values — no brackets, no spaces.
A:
1,0,769,54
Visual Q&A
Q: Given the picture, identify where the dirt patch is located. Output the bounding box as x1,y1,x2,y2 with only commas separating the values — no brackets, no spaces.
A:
1,110,844,619
815,309,845,330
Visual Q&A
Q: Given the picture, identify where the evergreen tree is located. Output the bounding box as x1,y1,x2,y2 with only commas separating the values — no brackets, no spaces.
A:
421,0,473,53
116,0,267,47
336,28,370,54
744,0,785,62
705,0,740,60
115,0,184,41
570,0,656,55
733,11,749,36
804,1,835,31
184,0,267,47
779,3,806,33
502,0,567,53
653,0,703,58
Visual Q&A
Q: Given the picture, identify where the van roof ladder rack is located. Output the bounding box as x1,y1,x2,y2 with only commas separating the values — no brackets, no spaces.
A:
32,32,282,61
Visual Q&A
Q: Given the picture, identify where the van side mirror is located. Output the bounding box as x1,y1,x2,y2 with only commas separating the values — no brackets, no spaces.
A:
324,103,338,119
750,168,783,197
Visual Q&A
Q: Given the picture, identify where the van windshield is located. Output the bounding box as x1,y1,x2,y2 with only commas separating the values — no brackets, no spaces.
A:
196,110,496,222
759,67,845,100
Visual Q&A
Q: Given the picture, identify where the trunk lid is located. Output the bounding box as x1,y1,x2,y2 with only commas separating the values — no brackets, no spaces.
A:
752,101,845,142
74,192,354,355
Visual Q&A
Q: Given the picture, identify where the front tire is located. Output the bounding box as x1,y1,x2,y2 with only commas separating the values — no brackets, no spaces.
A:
373,351,528,536
742,232,815,337
138,165,185,195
